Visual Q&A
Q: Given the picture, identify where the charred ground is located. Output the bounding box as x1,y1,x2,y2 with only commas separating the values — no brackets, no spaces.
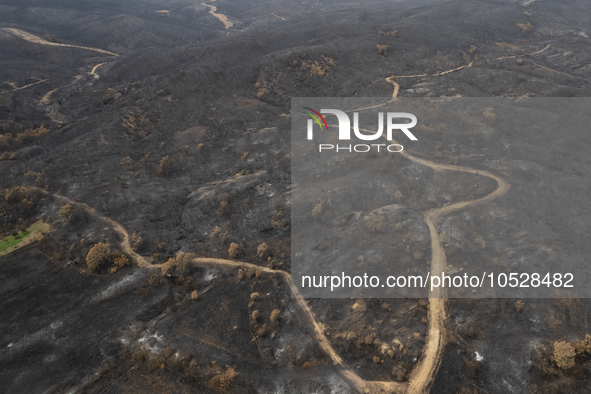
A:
1,0,591,393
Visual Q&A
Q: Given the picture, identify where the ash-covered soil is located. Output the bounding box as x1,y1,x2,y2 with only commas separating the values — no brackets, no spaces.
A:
1,0,591,393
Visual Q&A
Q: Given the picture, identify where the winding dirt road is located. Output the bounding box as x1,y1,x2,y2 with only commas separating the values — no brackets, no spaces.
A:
2,28,118,57
321,121,510,393
383,43,553,102
22,128,509,394
40,75,82,105
89,63,107,79
349,41,553,115
24,187,397,393
2,28,116,118
400,150,510,394
201,0,233,29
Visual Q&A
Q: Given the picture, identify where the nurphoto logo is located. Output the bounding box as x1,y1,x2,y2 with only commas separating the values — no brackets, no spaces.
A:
303,107,418,153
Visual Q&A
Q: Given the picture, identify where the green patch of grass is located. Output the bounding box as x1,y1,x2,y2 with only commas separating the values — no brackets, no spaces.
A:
0,221,50,256
0,231,31,253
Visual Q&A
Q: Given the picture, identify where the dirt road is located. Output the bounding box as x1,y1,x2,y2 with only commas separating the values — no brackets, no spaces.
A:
1,28,116,98
24,186,399,393
321,117,510,393
201,0,233,29
40,75,82,105
2,28,118,56
0,79,48,95
348,54,512,390
89,63,107,79
401,153,510,394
